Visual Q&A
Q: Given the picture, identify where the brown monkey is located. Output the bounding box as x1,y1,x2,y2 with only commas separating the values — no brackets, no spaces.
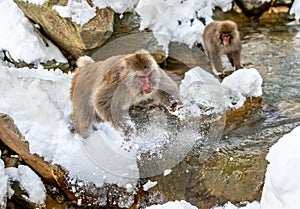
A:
70,50,180,137
203,20,242,76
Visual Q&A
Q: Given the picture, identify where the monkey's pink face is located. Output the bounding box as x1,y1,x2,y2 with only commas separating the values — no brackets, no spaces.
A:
221,34,231,45
137,70,155,94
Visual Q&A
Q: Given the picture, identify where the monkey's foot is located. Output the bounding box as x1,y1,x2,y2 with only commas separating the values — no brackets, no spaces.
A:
218,73,226,79
68,122,75,133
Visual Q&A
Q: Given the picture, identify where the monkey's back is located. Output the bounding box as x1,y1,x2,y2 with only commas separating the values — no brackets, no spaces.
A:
203,21,219,53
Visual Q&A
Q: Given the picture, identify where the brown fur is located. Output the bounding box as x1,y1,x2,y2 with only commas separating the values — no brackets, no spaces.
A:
203,20,242,76
70,50,179,137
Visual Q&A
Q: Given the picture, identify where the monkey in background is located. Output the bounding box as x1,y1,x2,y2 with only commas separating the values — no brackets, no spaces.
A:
70,50,180,137
203,20,242,77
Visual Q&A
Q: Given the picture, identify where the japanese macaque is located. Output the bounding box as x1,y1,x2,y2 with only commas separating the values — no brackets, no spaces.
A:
203,20,242,76
70,50,180,137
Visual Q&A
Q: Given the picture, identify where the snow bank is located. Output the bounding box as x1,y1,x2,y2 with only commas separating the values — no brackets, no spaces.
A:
0,65,139,188
146,200,198,209
0,0,66,64
261,126,300,209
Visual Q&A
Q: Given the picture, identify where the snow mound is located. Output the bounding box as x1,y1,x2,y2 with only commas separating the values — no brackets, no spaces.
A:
179,67,263,116
261,126,300,209
222,68,263,98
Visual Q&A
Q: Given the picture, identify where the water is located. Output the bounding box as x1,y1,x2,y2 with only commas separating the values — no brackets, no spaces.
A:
228,23,300,141
145,22,300,208
89,22,300,208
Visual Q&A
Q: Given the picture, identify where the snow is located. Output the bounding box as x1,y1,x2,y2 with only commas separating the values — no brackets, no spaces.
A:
290,0,300,20
40,0,233,53
163,169,172,176
20,0,46,5
136,0,232,54
0,0,67,64
93,0,139,14
1,0,300,208
5,165,46,204
145,200,198,209
53,0,96,25
0,65,140,186
179,67,263,116
0,151,9,208
222,68,263,98
261,126,300,209
143,180,158,191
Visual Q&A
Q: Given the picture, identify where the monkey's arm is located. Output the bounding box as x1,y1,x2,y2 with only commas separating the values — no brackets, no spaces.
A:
155,69,182,112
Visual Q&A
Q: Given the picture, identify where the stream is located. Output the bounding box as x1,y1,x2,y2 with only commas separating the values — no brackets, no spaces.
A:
89,21,300,209
144,22,300,208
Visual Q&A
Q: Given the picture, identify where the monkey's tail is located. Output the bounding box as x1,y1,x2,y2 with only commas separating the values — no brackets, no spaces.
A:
76,55,94,68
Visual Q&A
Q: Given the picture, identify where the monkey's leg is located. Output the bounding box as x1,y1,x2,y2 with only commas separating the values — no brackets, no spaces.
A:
226,53,234,67
72,107,94,138
231,51,242,70
209,53,224,75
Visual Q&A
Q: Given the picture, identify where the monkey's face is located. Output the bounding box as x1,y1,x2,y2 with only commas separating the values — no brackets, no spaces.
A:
136,70,156,94
220,33,231,46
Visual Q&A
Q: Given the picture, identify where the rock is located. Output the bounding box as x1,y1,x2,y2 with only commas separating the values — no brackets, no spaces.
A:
225,97,263,132
14,0,114,58
111,12,141,39
91,31,205,72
